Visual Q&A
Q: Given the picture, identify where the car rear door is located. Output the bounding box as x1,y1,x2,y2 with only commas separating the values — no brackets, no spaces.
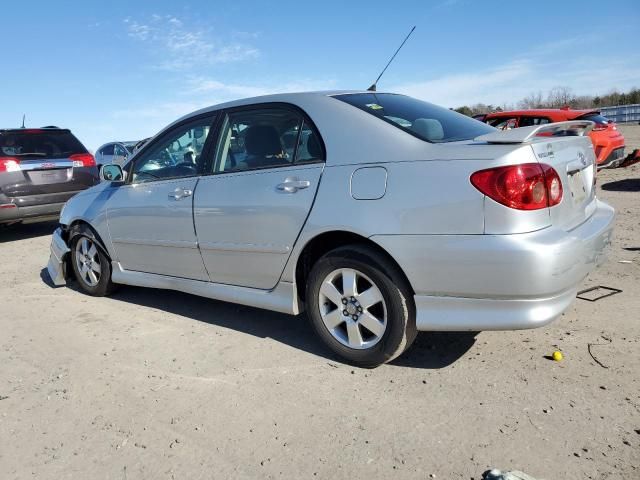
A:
97,144,115,167
193,105,325,289
105,115,216,280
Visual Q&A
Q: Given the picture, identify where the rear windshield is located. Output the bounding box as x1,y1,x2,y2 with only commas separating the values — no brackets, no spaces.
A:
333,93,494,143
0,130,87,159
576,113,609,125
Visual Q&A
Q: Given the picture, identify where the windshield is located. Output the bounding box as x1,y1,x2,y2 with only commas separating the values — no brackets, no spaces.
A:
0,130,87,159
123,142,138,153
333,93,495,143
577,113,610,125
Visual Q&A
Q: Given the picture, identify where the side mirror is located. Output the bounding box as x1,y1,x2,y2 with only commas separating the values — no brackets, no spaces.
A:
101,164,125,182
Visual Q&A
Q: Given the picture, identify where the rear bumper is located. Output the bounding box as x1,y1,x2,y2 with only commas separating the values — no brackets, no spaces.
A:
0,201,65,223
413,288,577,331
593,133,625,166
47,227,71,286
598,147,626,169
372,199,615,331
0,190,82,223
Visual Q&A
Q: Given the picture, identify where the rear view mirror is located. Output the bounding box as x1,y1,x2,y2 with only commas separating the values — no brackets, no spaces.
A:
101,164,125,182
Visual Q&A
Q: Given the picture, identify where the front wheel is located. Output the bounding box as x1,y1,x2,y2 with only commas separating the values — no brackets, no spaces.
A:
305,245,416,368
70,234,116,296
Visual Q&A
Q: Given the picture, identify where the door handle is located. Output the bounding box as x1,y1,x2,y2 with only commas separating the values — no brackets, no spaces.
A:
276,177,311,193
168,187,193,200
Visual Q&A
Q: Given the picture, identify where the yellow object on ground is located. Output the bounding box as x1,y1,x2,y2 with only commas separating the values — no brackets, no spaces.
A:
552,351,563,361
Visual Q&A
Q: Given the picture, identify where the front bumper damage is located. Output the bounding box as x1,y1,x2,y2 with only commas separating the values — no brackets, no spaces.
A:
47,227,70,286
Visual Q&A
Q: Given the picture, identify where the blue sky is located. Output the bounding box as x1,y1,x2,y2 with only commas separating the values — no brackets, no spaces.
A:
1,0,638,151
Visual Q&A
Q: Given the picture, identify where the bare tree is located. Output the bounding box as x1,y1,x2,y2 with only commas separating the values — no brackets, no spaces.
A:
572,95,595,109
518,91,544,109
546,86,575,108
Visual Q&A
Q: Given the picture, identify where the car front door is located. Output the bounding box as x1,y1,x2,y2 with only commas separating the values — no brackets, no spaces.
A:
105,114,216,280
193,106,325,289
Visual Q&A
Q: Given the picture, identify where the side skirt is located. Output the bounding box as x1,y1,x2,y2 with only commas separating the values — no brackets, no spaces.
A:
111,262,302,315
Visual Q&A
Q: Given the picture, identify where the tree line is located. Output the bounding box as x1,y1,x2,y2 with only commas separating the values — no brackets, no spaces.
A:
454,86,640,116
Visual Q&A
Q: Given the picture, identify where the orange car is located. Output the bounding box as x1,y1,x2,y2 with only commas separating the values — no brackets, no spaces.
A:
483,107,626,168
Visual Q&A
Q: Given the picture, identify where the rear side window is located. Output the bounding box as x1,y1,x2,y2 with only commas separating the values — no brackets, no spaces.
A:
0,130,87,159
577,113,609,125
519,116,551,127
487,117,518,129
333,93,494,143
212,107,324,173
100,144,114,155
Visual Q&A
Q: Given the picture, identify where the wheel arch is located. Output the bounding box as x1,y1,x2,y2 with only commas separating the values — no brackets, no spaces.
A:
66,220,111,259
294,230,415,301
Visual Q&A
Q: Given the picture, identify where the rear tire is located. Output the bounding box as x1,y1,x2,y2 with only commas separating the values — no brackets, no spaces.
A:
70,234,116,297
305,245,416,368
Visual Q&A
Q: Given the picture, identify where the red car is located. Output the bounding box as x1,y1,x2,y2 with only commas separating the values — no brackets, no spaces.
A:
482,108,626,168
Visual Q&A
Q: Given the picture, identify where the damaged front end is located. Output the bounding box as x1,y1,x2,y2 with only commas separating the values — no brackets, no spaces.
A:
47,227,70,286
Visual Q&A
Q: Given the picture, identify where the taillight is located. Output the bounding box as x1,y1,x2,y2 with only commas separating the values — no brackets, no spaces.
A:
470,163,563,210
542,164,563,206
69,153,96,168
0,156,20,172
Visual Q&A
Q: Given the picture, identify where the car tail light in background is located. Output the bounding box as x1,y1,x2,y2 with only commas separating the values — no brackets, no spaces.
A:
0,157,21,172
70,153,96,168
470,163,563,210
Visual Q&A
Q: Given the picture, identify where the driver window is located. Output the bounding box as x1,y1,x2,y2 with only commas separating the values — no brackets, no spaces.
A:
131,117,214,183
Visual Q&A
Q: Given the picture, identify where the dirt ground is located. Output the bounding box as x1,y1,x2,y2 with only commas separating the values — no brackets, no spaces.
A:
1,127,639,480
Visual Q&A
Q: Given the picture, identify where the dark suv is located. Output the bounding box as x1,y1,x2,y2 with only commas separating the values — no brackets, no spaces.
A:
0,127,99,225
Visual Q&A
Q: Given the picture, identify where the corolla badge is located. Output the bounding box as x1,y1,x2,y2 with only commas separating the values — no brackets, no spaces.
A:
537,143,555,159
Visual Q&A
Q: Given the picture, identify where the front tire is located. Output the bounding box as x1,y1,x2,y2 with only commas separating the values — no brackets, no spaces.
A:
305,245,416,368
70,234,116,296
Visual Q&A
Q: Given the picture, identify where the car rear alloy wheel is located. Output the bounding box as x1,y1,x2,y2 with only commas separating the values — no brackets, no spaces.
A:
306,245,417,368
318,268,387,349
75,237,101,287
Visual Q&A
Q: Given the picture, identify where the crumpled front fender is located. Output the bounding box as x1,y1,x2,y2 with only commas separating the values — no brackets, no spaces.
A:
47,227,71,286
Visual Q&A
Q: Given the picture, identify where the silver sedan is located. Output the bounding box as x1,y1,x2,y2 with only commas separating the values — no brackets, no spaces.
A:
47,91,615,367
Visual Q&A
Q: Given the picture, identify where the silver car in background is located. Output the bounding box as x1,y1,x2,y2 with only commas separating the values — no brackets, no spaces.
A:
47,91,615,367
95,141,139,170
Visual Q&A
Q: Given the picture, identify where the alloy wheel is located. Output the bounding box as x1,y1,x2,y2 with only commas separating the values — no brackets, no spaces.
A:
74,237,102,287
317,268,387,349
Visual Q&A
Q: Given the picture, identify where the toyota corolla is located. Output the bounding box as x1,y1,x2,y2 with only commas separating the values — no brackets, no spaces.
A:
47,91,615,367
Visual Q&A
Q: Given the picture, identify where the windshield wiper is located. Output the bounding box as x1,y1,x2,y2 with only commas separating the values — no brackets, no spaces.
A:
11,152,47,157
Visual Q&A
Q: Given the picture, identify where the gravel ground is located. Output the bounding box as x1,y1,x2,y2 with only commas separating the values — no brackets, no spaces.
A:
1,127,639,480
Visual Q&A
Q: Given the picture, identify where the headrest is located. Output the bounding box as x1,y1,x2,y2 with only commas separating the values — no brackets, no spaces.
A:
306,133,322,159
244,125,282,156
411,118,444,141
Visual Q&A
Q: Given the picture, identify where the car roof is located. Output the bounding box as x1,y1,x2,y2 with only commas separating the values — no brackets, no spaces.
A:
177,90,381,119
485,108,599,120
0,126,70,133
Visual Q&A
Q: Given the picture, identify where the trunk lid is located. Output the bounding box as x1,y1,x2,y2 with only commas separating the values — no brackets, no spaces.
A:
530,135,597,231
474,120,597,233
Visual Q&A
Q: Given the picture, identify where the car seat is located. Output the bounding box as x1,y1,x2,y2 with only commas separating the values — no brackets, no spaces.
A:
244,125,287,168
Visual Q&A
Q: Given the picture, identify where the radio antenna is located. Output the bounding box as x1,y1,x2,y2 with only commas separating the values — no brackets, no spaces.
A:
21,114,26,128
367,26,416,92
